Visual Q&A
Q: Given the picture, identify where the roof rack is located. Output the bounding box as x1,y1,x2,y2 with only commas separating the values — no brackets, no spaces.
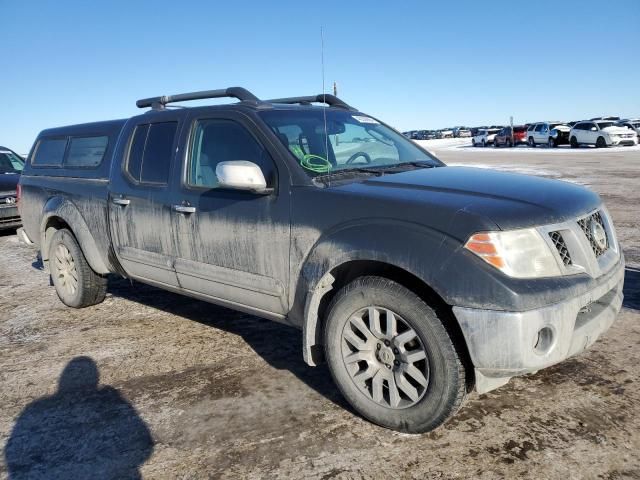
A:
136,87,261,110
265,94,355,111
135,88,357,111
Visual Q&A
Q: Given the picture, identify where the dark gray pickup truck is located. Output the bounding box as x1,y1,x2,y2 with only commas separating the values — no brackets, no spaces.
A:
18,88,625,433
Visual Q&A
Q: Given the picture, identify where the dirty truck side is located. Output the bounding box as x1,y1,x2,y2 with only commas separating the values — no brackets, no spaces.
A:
17,88,625,433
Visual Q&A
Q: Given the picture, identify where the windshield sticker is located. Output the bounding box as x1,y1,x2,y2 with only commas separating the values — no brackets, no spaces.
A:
352,115,379,124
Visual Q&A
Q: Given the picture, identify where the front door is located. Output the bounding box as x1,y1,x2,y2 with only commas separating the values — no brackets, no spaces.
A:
109,114,183,287
170,112,291,316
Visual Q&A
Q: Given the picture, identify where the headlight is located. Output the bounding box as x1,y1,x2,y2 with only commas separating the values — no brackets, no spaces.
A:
464,229,562,278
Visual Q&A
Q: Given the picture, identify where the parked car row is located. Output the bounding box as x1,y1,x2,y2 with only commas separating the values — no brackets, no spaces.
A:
403,127,470,140
472,118,638,149
407,115,638,149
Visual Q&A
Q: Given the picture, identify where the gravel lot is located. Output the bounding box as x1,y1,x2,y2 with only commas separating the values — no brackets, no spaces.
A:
1,144,639,479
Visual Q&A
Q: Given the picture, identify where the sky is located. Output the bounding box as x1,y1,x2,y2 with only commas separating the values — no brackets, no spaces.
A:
2,0,639,153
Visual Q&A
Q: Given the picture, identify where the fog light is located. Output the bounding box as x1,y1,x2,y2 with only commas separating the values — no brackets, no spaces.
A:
533,326,555,355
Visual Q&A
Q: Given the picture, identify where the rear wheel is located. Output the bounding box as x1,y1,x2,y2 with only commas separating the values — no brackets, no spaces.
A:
596,136,607,148
472,139,476,147
570,136,578,148
507,139,513,148
482,139,486,147
324,276,467,433
528,137,535,147
548,137,557,148
49,229,107,308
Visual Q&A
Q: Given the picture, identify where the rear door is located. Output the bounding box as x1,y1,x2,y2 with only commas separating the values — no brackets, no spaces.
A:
169,111,291,316
108,113,183,287
533,123,545,144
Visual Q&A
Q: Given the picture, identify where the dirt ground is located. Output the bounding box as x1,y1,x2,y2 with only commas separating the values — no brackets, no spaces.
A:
1,145,639,479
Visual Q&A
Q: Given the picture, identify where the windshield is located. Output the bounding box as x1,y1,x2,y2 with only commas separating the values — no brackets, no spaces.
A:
259,109,441,177
597,122,615,129
0,151,24,174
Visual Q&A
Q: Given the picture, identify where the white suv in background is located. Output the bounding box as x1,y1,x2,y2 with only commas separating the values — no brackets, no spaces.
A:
526,122,571,147
472,128,500,147
569,120,638,148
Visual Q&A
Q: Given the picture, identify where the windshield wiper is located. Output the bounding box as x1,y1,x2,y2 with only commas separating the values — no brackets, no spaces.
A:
392,161,437,169
313,167,385,183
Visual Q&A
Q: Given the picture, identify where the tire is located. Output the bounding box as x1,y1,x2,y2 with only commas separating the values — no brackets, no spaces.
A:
548,137,557,148
324,276,467,433
482,139,486,147
493,139,499,148
596,136,607,148
49,229,107,308
507,139,512,148
570,136,578,148
528,137,535,147
472,139,476,147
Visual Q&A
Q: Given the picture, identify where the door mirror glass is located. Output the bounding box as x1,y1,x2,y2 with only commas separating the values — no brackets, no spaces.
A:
591,126,597,131
216,161,271,194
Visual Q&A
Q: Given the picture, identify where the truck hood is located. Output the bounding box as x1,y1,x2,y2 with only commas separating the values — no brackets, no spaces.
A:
355,166,600,230
0,173,19,193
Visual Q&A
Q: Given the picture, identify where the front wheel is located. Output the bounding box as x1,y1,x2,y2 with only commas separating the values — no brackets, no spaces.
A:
324,276,467,433
570,136,579,148
482,139,486,147
528,137,535,147
548,137,557,148
596,136,607,148
49,229,107,308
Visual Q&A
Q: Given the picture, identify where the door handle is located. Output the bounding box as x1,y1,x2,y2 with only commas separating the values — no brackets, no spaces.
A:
172,205,196,214
112,198,130,206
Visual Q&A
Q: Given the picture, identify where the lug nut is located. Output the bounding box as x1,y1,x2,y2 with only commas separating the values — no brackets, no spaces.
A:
384,340,390,346
386,364,392,369
394,360,400,366
376,343,381,350
393,348,399,354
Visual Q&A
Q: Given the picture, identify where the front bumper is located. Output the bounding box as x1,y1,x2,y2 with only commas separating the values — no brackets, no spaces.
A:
453,255,625,393
609,136,637,146
0,204,21,230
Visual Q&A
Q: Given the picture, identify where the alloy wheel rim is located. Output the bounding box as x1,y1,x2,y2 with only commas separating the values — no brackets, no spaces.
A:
341,306,430,409
54,243,78,296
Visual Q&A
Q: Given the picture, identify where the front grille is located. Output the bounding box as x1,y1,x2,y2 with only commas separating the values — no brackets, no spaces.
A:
549,231,572,265
577,211,608,257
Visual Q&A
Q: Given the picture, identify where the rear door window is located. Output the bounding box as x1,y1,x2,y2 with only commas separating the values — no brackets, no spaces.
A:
32,138,67,167
126,122,177,184
65,136,108,167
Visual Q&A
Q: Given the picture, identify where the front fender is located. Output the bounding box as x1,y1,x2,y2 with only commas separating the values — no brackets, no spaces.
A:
40,197,110,275
291,219,465,365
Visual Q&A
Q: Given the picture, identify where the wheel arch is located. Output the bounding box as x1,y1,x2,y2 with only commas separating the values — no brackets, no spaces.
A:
40,197,110,275
300,257,474,389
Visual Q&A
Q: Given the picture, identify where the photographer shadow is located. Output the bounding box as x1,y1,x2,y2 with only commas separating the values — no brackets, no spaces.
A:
4,357,153,480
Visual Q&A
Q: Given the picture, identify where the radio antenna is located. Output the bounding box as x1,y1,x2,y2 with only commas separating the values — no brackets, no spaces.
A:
321,26,329,172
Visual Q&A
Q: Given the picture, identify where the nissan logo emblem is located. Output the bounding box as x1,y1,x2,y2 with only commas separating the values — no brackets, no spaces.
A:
589,221,607,251
4,196,16,205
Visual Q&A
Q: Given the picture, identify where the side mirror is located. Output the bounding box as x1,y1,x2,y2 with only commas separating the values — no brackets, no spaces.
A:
591,127,597,131
216,161,272,194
